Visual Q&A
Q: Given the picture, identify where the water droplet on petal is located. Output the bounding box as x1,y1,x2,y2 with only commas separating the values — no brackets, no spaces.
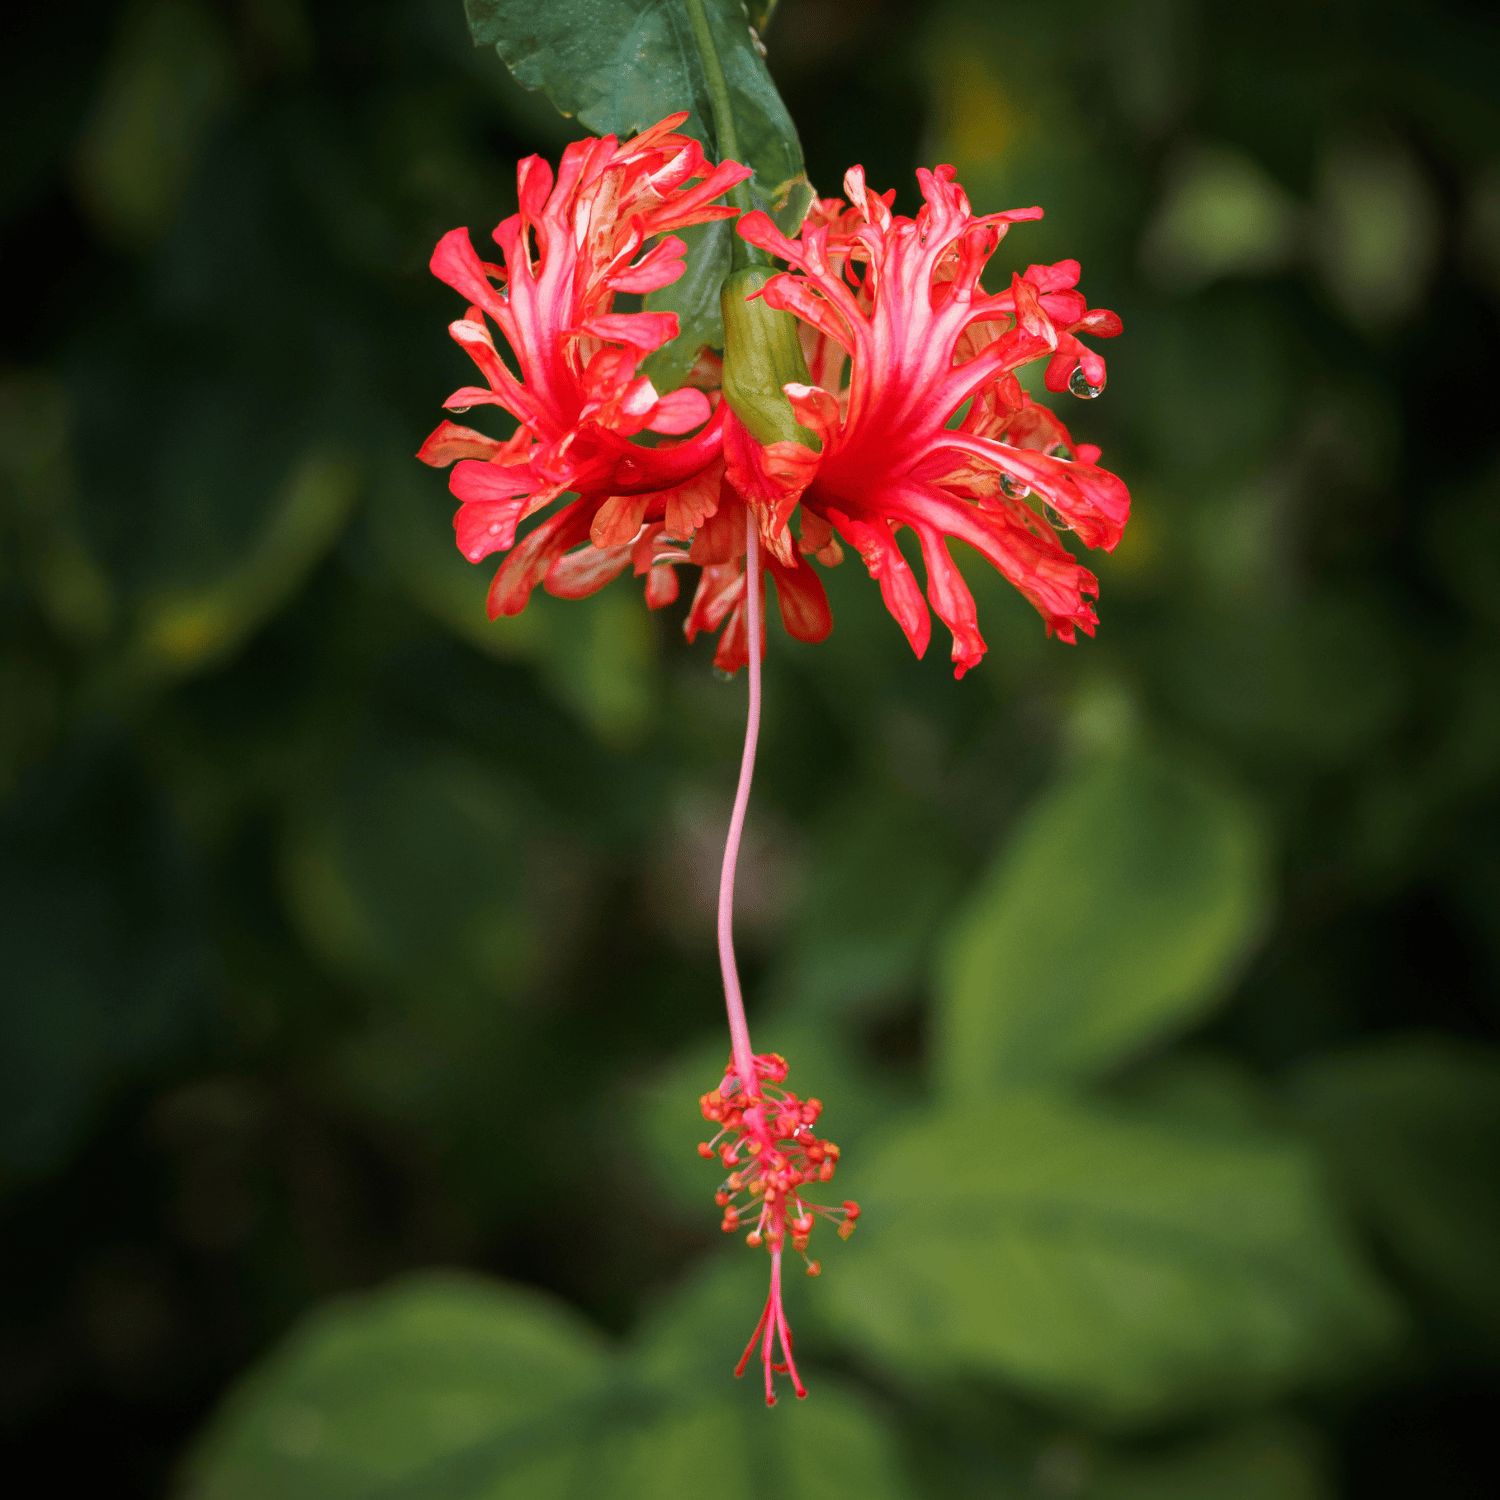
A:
999,472,1031,500
450,406,472,415
1047,443,1074,462
1044,503,1073,531
616,457,643,484
1068,366,1104,399
713,666,735,683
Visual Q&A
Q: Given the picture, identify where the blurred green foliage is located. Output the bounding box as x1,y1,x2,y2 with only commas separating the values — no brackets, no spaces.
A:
2,2,1499,1497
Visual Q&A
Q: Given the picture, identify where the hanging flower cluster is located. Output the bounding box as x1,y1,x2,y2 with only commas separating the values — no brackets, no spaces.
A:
698,1052,859,1404
421,114,1129,1406
421,120,1128,676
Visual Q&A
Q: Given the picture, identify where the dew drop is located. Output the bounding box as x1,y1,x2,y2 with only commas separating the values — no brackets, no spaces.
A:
450,406,472,415
1044,503,1073,531
616,457,643,484
1068,366,1104,399
1047,443,1074,462
999,472,1031,500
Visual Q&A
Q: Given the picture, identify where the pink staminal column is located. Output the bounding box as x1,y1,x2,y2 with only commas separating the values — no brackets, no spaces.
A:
715,522,764,1106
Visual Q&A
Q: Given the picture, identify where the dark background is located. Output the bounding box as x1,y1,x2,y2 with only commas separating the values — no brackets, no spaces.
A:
2,1,1498,1495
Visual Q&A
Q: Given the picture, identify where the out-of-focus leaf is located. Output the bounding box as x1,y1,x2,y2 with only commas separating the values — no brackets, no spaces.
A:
184,1273,608,1499
1312,132,1441,329
825,1093,1402,1426
130,447,359,679
73,0,237,246
463,0,814,386
1140,142,1303,289
186,1262,914,1500
1289,1036,1500,1349
936,748,1270,1097
1106,1051,1286,1139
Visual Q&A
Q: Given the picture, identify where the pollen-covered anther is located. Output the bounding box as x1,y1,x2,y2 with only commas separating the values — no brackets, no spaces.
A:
696,1052,857,1402
697,1141,716,1158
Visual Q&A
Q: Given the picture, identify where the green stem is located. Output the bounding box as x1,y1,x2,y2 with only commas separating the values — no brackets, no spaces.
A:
683,0,767,269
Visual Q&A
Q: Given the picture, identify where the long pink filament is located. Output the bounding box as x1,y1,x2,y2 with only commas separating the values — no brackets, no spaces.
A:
717,524,762,1103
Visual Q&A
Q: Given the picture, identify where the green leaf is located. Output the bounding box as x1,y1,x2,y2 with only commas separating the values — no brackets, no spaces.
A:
825,1093,1402,1426
642,217,736,392
936,748,1270,1097
462,0,815,386
186,1262,915,1500
1289,1036,1500,1349
185,1273,609,1500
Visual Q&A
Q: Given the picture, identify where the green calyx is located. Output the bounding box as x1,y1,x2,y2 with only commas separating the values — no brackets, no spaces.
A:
719,267,818,449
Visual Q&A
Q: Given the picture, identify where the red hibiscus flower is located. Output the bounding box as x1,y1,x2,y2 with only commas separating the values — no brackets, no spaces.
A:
725,163,1129,676
416,113,750,619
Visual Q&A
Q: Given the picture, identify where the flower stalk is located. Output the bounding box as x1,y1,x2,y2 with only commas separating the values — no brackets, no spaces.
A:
716,519,762,1100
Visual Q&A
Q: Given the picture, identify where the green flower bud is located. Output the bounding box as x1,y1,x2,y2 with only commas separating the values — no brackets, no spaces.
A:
719,267,818,449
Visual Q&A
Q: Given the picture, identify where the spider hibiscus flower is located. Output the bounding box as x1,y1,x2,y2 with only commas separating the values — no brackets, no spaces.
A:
725,165,1130,676
417,114,750,619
